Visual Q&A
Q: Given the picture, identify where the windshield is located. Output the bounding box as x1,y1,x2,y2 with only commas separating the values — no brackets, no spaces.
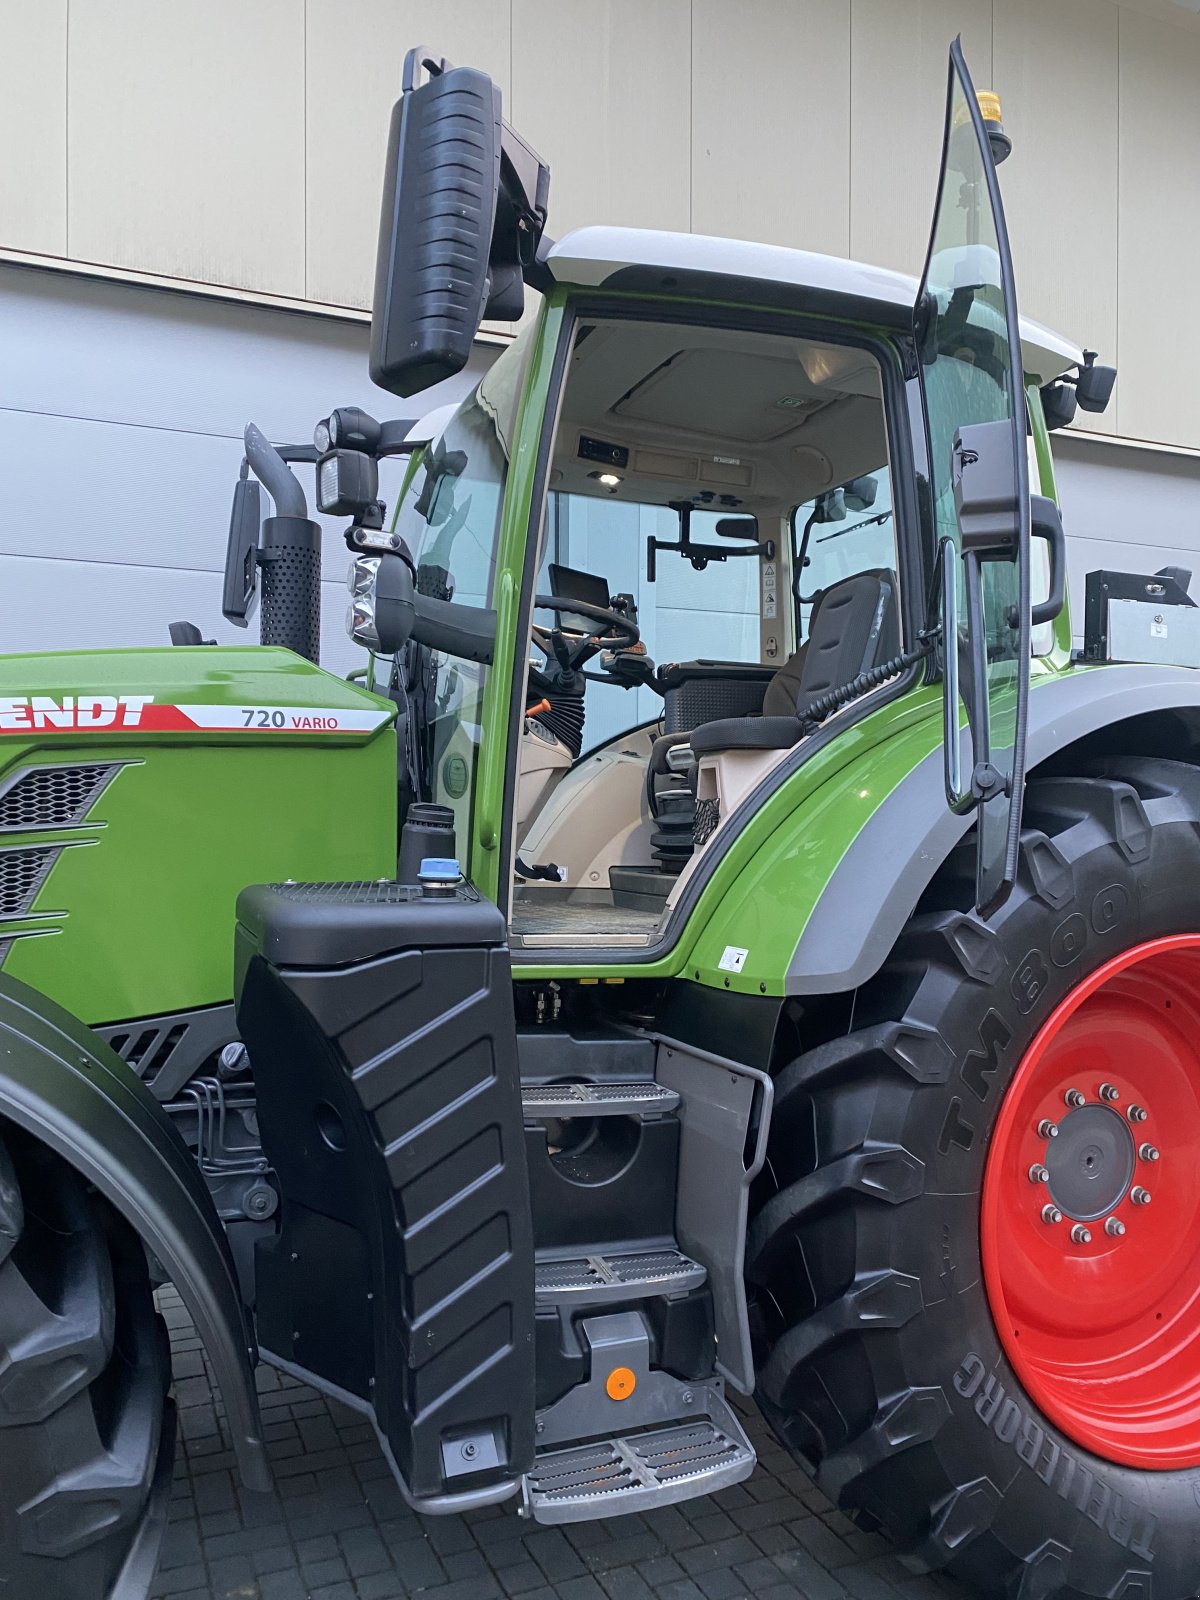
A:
387,326,534,846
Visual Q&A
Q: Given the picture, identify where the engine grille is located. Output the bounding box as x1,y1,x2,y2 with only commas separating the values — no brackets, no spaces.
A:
0,762,122,830
0,846,60,917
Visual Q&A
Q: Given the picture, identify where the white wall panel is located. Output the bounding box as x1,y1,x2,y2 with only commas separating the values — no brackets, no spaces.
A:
692,0,850,256
67,0,306,295
0,0,66,254
1116,8,1200,447
994,0,1118,433
304,1,512,308
511,0,691,237
0,266,492,673
849,0,992,276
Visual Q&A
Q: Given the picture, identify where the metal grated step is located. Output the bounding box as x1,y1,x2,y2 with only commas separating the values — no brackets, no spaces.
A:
522,1081,679,1119
535,1248,706,1305
524,1414,755,1522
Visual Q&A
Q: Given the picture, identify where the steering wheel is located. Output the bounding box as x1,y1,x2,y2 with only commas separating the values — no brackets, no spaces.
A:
531,595,640,675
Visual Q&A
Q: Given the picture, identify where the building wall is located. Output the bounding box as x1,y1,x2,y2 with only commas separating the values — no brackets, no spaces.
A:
0,264,489,676
3,0,1200,449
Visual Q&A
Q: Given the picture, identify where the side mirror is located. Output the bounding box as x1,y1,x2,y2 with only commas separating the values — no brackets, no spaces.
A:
952,419,1022,556
222,478,262,626
843,474,878,511
369,48,549,398
1040,379,1078,432
1076,351,1117,414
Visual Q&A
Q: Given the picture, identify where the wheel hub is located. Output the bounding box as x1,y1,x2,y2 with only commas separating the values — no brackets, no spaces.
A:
1043,1103,1135,1222
981,935,1200,1471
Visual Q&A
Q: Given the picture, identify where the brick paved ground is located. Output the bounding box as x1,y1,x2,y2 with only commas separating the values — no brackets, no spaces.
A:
154,1288,972,1600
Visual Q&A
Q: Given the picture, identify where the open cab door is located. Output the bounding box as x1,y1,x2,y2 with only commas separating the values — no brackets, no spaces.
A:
919,40,1031,916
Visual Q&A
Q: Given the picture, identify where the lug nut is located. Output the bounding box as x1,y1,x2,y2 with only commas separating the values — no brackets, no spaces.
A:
1071,1224,1092,1245
1099,1083,1120,1103
1139,1144,1161,1162
1041,1204,1063,1225
1065,1088,1086,1109
1128,1105,1148,1123
1131,1186,1152,1206
1037,1119,1059,1139
1105,1216,1126,1238
1029,1163,1050,1184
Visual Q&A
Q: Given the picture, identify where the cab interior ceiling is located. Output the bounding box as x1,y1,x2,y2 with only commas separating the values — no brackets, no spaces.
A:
550,319,889,513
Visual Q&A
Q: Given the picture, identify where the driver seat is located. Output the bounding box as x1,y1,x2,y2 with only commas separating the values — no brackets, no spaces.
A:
648,568,898,787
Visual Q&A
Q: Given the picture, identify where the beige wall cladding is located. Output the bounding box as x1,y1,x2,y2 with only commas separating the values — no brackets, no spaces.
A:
849,0,992,277
994,0,1118,433
305,1,512,309
9,1,1200,450
1117,7,1200,448
511,0,691,239
67,0,305,296
0,0,67,254
692,0,850,256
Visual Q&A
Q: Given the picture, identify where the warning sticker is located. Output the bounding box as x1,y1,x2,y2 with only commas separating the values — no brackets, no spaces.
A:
718,945,749,973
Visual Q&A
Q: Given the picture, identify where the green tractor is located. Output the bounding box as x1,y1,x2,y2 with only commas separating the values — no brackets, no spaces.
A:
3,36,1197,1600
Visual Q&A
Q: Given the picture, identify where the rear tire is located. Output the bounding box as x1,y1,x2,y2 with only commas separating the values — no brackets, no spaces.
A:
746,758,1200,1600
0,1124,173,1600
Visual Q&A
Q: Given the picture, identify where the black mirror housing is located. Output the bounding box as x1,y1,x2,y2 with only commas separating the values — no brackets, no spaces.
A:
369,48,550,399
952,419,1022,556
222,478,261,626
1076,352,1117,414
715,516,759,540
370,54,502,398
1040,380,1078,431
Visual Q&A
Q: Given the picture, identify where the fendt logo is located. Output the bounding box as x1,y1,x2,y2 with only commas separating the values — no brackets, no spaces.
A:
0,695,154,730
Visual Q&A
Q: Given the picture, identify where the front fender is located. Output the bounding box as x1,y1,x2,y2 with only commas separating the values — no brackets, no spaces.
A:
787,663,1200,995
0,974,271,1492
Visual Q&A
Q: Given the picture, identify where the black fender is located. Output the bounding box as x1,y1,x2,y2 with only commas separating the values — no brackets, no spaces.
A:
0,973,271,1492
787,662,1200,995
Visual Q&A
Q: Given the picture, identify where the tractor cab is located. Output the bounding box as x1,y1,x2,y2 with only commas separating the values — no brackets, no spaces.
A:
282,39,1095,951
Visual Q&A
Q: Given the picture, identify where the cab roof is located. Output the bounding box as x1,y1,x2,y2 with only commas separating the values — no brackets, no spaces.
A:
546,226,1082,386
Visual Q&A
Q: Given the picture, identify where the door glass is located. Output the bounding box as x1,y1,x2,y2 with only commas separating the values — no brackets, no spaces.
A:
388,325,534,849
919,40,1030,911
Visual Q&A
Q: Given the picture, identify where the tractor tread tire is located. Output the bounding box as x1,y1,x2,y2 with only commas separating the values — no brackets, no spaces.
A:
747,758,1200,1600
0,1125,173,1600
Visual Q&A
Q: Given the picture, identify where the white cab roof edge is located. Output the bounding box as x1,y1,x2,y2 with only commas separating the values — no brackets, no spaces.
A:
546,226,1083,385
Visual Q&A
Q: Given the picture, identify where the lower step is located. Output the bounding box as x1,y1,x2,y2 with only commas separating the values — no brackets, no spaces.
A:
522,1081,679,1118
535,1248,706,1305
523,1412,756,1522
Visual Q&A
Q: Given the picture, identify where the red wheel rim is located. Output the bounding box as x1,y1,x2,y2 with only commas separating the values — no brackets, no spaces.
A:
981,935,1200,1469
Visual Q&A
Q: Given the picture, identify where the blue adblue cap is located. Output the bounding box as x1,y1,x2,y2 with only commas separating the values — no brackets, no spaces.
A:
418,857,462,881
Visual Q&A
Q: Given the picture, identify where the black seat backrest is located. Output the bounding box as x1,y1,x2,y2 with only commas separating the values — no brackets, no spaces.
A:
762,569,898,720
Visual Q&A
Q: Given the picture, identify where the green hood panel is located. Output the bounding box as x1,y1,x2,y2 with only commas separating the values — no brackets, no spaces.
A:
0,648,397,1025
0,647,395,745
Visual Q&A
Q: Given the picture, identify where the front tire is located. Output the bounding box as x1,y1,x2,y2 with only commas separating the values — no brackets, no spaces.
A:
0,1124,173,1600
746,758,1200,1600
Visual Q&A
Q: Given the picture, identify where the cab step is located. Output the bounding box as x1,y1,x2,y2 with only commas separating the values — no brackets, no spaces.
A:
522,1082,679,1118
535,1247,705,1305
523,1412,755,1522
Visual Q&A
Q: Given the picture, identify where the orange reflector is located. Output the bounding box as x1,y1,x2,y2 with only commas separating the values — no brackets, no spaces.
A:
606,1366,636,1401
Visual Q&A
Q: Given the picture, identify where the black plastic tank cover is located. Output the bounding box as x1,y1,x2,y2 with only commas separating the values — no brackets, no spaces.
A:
234,881,535,1510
